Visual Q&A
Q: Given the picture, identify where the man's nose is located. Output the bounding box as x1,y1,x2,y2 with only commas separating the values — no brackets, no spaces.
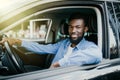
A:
71,27,76,32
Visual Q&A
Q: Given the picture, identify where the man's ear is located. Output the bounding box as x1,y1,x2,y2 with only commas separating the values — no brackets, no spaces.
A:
84,26,88,32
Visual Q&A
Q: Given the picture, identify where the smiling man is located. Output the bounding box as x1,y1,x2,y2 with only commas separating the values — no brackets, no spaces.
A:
0,13,102,68
68,14,88,47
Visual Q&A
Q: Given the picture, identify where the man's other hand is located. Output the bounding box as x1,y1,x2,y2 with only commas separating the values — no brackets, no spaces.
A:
50,62,60,69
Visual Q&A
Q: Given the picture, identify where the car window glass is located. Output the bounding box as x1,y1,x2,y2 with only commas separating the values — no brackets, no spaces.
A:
107,2,119,59
112,2,120,41
108,25,118,59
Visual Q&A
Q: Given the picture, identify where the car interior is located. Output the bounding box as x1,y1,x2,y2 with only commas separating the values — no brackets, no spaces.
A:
0,7,100,76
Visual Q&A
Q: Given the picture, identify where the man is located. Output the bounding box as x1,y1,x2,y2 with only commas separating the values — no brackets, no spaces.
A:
0,13,102,68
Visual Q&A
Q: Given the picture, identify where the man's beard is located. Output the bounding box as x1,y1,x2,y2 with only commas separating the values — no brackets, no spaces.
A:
69,35,84,45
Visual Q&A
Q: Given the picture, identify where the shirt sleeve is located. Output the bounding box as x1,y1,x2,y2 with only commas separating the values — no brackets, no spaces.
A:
59,45,103,67
21,41,62,54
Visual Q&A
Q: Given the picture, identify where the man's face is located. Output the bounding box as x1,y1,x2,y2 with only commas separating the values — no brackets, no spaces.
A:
68,19,88,44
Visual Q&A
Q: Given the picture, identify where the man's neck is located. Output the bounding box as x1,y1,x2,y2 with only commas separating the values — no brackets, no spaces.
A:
71,43,76,48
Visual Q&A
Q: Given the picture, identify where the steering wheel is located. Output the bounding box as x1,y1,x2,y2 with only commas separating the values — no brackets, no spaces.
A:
1,41,26,75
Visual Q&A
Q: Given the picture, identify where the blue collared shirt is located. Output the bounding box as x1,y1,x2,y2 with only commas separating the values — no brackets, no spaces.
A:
22,38,102,67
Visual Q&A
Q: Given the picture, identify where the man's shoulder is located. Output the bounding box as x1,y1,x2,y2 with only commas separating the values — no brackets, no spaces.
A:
57,38,69,42
82,39,98,47
55,38,70,45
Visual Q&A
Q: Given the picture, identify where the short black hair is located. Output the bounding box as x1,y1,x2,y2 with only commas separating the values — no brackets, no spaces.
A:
68,12,88,26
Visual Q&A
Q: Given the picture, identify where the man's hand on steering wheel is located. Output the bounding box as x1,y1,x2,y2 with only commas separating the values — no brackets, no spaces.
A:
0,36,26,74
0,37,22,46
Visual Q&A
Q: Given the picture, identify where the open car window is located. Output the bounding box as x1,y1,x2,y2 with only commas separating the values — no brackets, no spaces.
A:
0,6,102,48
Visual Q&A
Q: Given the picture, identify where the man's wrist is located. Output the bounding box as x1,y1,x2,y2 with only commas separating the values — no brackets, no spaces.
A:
15,39,22,46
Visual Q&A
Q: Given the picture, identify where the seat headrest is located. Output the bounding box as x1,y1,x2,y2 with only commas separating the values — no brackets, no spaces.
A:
59,19,69,35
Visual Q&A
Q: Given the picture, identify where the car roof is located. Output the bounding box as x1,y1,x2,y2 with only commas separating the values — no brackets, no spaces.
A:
0,0,119,19
0,0,119,31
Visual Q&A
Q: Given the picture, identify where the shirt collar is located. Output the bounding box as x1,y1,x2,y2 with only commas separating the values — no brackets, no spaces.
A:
65,38,86,50
64,39,71,49
75,38,86,50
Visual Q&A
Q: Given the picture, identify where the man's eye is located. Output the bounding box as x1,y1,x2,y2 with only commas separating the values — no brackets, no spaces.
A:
69,26,73,28
77,26,82,28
